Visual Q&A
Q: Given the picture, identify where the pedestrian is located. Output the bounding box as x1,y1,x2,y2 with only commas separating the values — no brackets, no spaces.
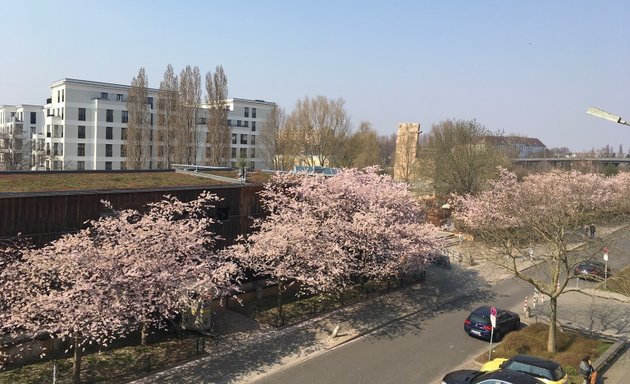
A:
578,355,597,384
589,223,596,238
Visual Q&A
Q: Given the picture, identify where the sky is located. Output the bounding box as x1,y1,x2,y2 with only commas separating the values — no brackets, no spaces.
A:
2,0,629,152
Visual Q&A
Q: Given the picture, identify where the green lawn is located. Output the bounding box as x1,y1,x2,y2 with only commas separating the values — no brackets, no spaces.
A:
0,170,276,193
598,266,630,296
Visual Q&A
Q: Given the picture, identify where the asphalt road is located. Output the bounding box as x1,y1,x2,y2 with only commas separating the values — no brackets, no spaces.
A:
252,231,630,384
253,277,534,384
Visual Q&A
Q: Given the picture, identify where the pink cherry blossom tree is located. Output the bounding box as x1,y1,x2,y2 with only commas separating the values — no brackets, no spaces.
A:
231,167,442,325
453,168,627,352
0,192,240,383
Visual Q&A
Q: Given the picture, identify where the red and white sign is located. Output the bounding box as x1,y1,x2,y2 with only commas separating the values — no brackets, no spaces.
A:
490,307,497,328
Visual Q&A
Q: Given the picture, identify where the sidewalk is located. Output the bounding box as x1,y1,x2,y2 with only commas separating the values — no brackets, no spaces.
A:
132,225,630,384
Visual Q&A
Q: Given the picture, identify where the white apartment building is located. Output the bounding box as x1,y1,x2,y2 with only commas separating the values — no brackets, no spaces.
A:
0,105,44,170
32,78,275,171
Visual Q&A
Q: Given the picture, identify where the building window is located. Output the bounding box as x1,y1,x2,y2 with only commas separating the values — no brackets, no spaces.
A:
251,121,256,132
117,93,124,101
240,134,247,144
61,89,64,102
121,144,127,157
147,97,154,109
251,135,256,145
231,148,237,158
77,161,85,170
121,110,128,123
78,125,86,139
31,126,36,135
244,107,249,118
57,90,61,103
105,144,113,157
244,121,249,127
106,126,113,140
30,112,36,124
251,148,255,158
240,148,247,158
252,108,257,118
231,133,237,144
121,127,127,140
150,113,154,126
227,119,232,126
77,143,85,157
106,109,114,123
78,108,86,121
237,120,242,127
250,161,255,169
105,161,112,170
101,92,108,99
120,161,126,170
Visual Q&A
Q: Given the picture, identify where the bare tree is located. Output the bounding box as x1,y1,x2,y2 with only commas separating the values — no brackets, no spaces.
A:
0,132,30,170
177,66,201,165
287,96,351,167
418,119,508,197
259,105,300,170
205,65,230,166
338,121,382,169
126,68,151,170
157,64,179,168
377,133,397,175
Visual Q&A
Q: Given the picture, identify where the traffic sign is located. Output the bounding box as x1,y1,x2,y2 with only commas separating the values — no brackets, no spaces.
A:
490,307,497,328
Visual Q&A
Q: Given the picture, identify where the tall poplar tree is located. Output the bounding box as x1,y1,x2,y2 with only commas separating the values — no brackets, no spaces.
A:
177,66,201,165
205,65,230,166
126,68,150,169
157,64,179,168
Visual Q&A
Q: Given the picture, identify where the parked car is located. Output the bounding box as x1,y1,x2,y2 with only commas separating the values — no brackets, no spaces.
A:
481,354,568,384
573,260,611,280
441,369,545,384
464,306,520,340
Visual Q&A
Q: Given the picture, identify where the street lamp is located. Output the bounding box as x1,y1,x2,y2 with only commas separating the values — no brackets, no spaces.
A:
586,107,630,126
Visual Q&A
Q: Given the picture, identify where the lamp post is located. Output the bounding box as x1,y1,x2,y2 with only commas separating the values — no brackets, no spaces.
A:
586,107,630,126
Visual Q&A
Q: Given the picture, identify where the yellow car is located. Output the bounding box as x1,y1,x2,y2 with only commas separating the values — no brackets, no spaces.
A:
481,354,568,384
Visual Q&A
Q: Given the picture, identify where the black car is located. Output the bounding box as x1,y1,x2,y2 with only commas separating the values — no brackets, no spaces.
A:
573,260,611,280
441,369,545,384
464,306,520,340
481,354,568,383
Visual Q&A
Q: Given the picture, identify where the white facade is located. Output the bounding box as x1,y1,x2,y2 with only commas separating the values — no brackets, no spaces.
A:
0,105,44,170
31,78,275,171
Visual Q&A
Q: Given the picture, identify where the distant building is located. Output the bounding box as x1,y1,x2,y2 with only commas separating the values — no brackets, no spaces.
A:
393,122,421,182
8,78,275,171
478,135,546,158
0,105,44,170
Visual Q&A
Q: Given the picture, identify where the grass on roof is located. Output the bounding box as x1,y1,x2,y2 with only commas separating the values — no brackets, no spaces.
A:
0,172,229,193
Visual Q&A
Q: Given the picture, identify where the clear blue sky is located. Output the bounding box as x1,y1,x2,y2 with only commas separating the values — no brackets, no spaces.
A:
2,0,629,152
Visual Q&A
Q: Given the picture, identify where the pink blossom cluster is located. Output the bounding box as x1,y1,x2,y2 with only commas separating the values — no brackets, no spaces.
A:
231,166,443,296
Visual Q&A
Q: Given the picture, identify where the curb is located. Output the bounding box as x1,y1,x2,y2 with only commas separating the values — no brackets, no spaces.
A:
593,337,627,373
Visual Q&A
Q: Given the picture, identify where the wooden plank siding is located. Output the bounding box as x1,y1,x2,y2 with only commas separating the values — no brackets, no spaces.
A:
0,184,264,246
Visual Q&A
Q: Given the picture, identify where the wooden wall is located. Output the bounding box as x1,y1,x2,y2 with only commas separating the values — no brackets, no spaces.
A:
0,184,264,246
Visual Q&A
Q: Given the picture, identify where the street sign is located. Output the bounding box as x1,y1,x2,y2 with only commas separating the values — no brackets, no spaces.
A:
603,246,609,261
490,307,497,328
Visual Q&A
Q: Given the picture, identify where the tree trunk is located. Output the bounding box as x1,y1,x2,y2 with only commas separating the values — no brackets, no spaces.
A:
141,321,149,346
547,297,558,352
277,281,284,326
72,336,82,384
